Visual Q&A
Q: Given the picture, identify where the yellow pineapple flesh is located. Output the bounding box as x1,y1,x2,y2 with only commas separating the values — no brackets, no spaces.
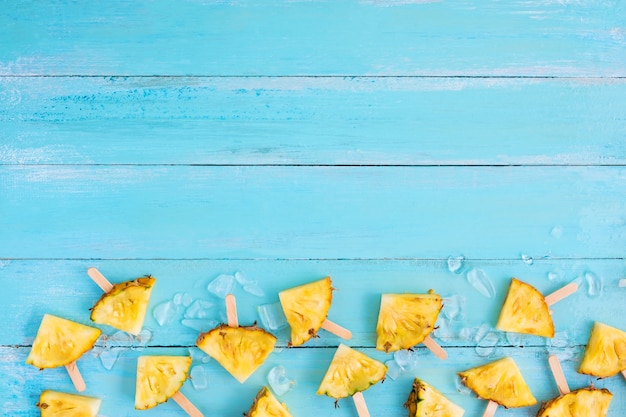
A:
26,314,101,369
458,357,536,408
317,343,387,400
90,276,156,335
245,386,293,417
376,291,442,353
135,355,191,410
279,277,333,346
496,278,554,338
37,390,101,417
405,378,465,417
196,323,276,383
537,387,612,417
579,321,626,378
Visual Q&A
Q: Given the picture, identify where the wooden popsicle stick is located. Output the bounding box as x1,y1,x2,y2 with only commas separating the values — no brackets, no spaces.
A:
321,319,352,340
87,267,113,293
621,369,626,379
422,335,448,360
172,391,204,417
65,361,86,392
544,282,578,307
482,400,498,417
548,355,570,395
225,294,238,327
352,391,370,417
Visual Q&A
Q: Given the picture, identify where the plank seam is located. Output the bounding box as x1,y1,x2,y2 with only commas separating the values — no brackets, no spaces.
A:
1,74,626,80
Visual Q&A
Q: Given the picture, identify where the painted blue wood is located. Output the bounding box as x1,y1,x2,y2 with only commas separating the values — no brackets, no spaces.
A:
2,1,625,416
1,1,625,76
2,76,626,165
1,259,623,347
2,166,626,260
3,346,625,417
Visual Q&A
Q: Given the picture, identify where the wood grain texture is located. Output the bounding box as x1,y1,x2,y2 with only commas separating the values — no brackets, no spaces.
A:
2,165,626,259
2,76,626,165
2,1,625,416
2,259,623,348
3,346,625,417
1,1,625,77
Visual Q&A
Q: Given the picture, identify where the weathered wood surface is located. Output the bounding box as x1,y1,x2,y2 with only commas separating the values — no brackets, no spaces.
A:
1,1,625,416
2,77,626,166
1,1,625,77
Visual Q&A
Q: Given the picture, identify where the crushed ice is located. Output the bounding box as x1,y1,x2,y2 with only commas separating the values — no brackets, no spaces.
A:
207,274,236,299
258,302,288,331
447,255,465,274
267,365,295,396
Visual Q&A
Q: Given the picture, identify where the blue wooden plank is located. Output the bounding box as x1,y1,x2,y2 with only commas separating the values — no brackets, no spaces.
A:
1,1,625,76
3,345,625,417
1,259,623,347
1,165,625,259
2,76,626,165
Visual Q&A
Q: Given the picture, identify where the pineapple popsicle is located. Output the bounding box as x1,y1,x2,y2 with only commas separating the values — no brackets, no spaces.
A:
404,378,465,417
87,267,156,335
245,386,294,417
578,321,626,379
458,357,536,417
496,277,578,338
539,354,613,417
37,390,101,417
26,314,101,392
376,290,447,359
279,276,352,347
197,294,276,383
317,343,387,417
135,355,203,417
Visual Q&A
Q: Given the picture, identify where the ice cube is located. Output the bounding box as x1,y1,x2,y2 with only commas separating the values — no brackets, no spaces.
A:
385,360,403,381
207,274,235,298
258,302,288,331
181,319,218,332
97,347,123,370
243,283,265,297
267,365,295,396
475,331,500,357
393,349,418,371
584,272,603,297
134,329,153,346
185,300,215,319
190,365,208,390
521,254,533,265
153,300,178,326
442,295,465,321
619,279,626,288
466,269,495,298
447,255,465,274
189,347,211,364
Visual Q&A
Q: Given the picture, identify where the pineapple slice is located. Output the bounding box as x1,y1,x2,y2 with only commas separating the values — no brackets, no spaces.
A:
90,276,156,335
404,378,465,417
196,323,276,383
26,314,101,369
245,386,293,417
579,321,626,378
537,387,612,417
458,357,536,408
376,291,442,353
37,390,101,417
317,343,387,400
135,355,191,410
496,278,554,338
279,277,333,346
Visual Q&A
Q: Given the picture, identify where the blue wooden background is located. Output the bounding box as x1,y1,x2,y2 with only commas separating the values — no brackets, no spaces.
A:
1,1,625,416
